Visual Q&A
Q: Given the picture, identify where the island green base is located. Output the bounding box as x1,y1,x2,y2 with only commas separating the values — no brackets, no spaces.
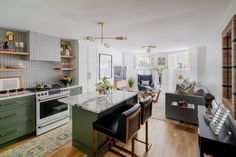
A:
72,95,138,157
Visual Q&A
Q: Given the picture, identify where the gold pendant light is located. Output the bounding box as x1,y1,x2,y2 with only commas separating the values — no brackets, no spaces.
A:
86,22,127,48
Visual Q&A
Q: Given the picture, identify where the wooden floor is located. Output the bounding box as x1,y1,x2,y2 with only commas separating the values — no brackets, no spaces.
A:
46,118,199,157
1,94,199,157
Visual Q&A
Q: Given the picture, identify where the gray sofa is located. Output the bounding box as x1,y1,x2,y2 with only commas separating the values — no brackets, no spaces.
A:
165,86,207,125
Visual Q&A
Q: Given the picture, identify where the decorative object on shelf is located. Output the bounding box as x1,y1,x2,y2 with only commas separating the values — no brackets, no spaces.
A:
2,40,9,50
203,93,215,123
99,54,112,79
36,82,44,89
14,42,19,51
8,63,26,69
64,45,70,56
95,76,113,95
128,77,135,91
5,31,14,41
178,100,188,107
19,42,24,52
60,75,73,86
209,103,230,135
142,45,156,53
85,22,127,48
0,65,6,69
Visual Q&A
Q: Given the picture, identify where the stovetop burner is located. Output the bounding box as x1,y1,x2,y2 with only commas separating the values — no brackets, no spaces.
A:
0,88,32,98
26,84,63,93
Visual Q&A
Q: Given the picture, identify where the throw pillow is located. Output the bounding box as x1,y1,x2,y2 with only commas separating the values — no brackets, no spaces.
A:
180,80,191,90
176,84,194,95
194,87,206,96
190,81,196,86
141,80,149,86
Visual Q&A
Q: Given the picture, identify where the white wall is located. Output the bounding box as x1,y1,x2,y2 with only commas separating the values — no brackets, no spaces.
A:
203,1,236,100
197,47,207,85
96,44,123,81
79,40,123,93
124,51,136,79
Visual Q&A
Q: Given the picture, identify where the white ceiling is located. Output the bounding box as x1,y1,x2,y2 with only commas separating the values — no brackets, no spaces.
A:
0,0,232,52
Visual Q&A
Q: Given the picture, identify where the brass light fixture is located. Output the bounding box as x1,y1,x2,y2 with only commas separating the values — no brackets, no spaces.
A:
142,46,157,53
86,22,127,48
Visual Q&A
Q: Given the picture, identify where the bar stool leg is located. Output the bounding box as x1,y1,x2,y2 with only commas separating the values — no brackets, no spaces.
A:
131,137,135,157
145,121,148,152
93,129,97,157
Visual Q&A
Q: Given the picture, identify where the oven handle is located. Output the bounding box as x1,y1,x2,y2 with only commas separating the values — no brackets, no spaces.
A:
38,115,69,129
37,95,69,102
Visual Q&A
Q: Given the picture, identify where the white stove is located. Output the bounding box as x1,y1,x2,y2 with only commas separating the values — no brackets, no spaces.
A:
33,87,70,135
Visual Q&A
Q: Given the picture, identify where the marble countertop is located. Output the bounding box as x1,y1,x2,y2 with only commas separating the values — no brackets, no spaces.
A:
66,85,81,89
0,91,35,101
58,90,138,113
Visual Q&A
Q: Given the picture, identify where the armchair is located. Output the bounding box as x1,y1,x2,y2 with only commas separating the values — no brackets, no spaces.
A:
137,74,154,91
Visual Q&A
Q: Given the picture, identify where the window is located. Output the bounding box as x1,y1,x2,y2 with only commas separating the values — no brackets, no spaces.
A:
136,56,151,69
168,52,190,90
168,52,190,70
177,53,190,69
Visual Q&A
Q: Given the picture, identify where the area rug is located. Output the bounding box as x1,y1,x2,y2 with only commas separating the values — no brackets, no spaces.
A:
151,92,179,124
151,91,166,120
0,122,72,157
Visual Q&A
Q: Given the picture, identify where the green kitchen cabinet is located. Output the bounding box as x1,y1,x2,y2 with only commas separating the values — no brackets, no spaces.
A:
0,95,36,148
69,86,82,118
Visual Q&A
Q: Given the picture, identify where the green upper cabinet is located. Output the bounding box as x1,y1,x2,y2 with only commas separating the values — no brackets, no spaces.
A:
29,31,60,61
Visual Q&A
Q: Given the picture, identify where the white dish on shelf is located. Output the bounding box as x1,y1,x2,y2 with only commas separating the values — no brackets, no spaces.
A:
9,63,26,69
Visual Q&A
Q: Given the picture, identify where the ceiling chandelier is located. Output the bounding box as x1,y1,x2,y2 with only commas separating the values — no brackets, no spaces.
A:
86,22,127,48
142,46,157,53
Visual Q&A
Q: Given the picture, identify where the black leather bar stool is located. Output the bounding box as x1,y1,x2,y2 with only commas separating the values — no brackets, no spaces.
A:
114,96,153,156
93,103,141,157
138,96,153,153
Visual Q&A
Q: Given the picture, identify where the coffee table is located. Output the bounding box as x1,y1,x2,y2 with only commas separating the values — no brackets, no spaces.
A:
138,89,160,103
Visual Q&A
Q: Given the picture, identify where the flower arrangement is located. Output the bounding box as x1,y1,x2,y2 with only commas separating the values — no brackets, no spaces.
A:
95,76,113,95
60,75,72,86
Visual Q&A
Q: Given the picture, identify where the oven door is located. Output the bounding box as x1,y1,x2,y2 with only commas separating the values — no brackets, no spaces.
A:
36,95,69,124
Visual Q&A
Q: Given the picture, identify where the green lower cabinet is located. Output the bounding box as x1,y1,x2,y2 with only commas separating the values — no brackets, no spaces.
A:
0,106,34,128
0,120,35,145
0,96,35,112
69,86,82,118
72,106,108,157
0,95,36,148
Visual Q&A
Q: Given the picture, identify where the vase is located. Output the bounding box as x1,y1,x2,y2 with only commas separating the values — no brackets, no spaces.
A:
159,75,162,83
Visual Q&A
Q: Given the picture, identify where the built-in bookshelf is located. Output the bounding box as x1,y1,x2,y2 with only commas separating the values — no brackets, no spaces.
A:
222,15,236,119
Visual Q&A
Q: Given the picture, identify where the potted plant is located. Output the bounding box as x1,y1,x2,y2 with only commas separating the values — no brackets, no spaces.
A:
153,65,167,84
128,77,135,91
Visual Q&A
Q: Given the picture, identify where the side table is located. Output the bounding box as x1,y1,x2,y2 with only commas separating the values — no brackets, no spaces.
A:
198,106,236,157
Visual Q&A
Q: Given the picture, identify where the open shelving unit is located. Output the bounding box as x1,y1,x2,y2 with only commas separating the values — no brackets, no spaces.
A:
54,39,77,72
0,50,29,56
0,28,29,73
222,15,236,119
61,55,75,59
54,67,75,71
0,68,25,72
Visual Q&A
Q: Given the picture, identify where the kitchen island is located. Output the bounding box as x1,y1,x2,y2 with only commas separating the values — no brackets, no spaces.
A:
59,90,138,157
